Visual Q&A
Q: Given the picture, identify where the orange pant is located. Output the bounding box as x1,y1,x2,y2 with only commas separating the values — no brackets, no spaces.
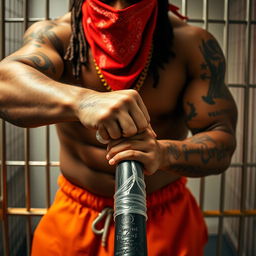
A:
31,175,208,256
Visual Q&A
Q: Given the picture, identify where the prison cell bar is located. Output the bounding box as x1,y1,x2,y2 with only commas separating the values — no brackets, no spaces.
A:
0,0,10,254
3,17,256,25
198,0,210,213
45,0,51,211
215,0,230,255
0,0,256,255
238,0,253,255
23,0,33,254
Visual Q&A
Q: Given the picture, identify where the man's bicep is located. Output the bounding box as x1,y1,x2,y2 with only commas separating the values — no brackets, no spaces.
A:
5,47,63,79
183,78,237,135
183,28,237,134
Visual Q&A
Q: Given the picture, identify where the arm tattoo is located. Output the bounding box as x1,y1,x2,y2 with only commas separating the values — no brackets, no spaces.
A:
9,52,56,74
186,102,197,121
23,25,54,47
189,134,216,145
199,39,231,105
208,108,233,118
23,22,64,56
166,142,181,160
183,135,230,164
166,134,231,168
79,101,97,110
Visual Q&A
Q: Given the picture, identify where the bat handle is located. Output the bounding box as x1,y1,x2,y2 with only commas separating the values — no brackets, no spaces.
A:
114,160,147,256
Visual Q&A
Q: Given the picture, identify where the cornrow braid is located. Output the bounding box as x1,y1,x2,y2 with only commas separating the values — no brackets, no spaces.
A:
66,0,174,86
64,0,88,78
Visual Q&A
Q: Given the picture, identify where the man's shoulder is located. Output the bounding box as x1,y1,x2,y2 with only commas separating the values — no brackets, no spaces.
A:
23,13,72,56
26,12,71,33
170,14,218,63
170,14,211,45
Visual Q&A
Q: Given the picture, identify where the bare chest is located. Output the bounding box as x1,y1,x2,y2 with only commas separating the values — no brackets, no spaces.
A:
62,53,187,121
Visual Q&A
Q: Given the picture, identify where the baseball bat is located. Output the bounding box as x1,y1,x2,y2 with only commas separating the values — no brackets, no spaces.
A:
114,160,147,256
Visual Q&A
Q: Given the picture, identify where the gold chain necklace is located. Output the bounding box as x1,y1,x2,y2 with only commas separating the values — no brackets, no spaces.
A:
93,45,153,92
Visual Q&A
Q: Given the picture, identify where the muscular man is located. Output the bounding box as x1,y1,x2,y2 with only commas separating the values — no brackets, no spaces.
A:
0,0,237,255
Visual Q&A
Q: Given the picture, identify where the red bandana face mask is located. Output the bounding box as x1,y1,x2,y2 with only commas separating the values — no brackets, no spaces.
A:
82,0,158,91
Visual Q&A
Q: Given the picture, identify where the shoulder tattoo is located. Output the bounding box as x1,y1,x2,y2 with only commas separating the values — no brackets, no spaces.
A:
199,39,231,105
23,21,64,56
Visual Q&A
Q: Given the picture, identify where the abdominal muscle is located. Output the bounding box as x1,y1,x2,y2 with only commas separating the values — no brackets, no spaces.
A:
56,121,185,197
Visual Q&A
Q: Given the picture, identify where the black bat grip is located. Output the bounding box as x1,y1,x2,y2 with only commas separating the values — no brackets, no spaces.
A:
114,161,147,256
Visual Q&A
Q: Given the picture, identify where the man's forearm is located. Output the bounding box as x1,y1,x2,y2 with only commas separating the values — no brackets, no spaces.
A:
0,61,83,127
161,130,236,177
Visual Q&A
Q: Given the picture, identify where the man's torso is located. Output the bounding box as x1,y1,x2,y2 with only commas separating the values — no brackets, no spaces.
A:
53,13,190,196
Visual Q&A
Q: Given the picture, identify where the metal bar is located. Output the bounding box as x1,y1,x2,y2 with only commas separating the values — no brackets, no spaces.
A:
23,0,29,31
0,160,60,166
0,0,10,254
230,163,256,167
199,0,209,212
4,208,256,217
2,160,256,168
217,174,226,256
4,17,46,22
68,0,71,10
45,0,50,20
199,178,205,209
3,17,256,24
204,210,256,217
238,0,252,255
0,0,5,58
182,0,187,18
23,1,32,254
187,19,256,24
8,208,47,216
45,127,51,209
45,0,51,210
228,83,256,88
0,120,9,256
24,129,32,256
203,0,209,30
216,1,230,255
2,161,255,167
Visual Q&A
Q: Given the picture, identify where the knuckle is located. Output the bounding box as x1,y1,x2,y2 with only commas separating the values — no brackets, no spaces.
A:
123,127,137,137
129,89,139,98
122,90,138,103
111,133,121,140
98,110,115,122
148,139,155,148
121,95,133,105
130,151,138,158
110,103,121,112
137,123,148,133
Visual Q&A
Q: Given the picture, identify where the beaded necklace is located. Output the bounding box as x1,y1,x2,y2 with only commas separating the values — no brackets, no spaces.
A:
93,45,153,92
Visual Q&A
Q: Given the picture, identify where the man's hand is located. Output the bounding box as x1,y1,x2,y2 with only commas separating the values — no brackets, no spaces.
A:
106,127,165,175
75,89,150,141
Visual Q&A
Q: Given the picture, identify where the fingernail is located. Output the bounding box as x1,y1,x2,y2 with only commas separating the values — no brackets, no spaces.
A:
106,154,110,160
109,159,115,165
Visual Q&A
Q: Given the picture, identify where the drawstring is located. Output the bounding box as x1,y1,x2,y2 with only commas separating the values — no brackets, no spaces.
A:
92,207,114,247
